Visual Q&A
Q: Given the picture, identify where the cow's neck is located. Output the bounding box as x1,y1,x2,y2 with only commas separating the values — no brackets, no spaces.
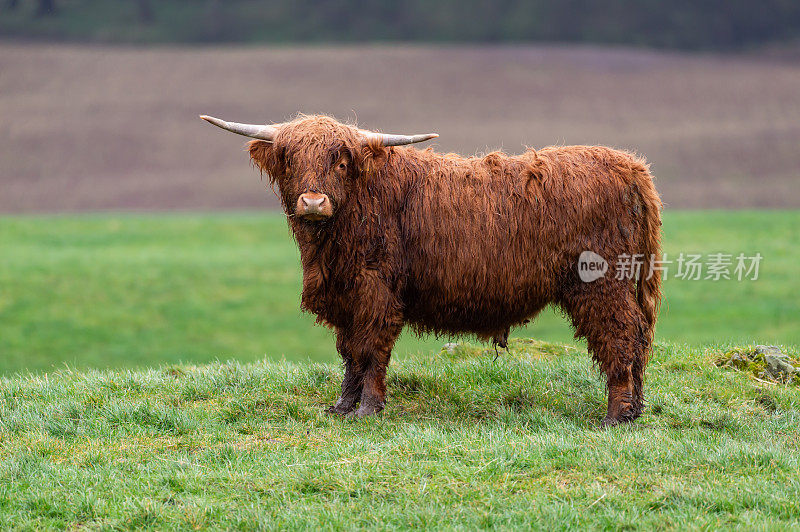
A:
289,189,395,317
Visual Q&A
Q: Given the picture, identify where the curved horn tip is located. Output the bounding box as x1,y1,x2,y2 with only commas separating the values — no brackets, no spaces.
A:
199,115,277,141
199,115,224,126
199,115,223,127
407,133,439,144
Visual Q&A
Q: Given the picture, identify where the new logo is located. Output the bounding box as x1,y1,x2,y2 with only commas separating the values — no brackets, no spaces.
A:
578,251,608,282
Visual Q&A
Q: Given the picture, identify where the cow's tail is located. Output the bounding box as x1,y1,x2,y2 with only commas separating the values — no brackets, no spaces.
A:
634,164,663,347
628,162,662,412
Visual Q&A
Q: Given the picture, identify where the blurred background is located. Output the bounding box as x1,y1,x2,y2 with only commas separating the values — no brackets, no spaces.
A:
1,0,799,374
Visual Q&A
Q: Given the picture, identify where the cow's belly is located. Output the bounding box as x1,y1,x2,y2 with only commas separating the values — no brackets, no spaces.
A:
401,268,551,338
399,199,561,337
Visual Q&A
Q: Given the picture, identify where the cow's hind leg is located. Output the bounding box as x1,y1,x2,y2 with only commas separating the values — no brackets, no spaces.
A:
560,282,650,427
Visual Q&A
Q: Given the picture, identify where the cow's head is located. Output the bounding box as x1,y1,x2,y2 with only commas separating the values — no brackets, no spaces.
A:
201,114,437,223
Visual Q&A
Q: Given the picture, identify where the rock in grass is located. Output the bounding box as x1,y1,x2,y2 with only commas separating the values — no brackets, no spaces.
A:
442,343,459,354
718,345,799,384
728,351,751,369
764,354,796,381
753,345,796,380
755,345,784,357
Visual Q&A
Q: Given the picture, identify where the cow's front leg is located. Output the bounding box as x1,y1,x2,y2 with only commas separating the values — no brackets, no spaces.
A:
334,322,402,418
337,277,403,418
326,334,362,416
351,320,402,418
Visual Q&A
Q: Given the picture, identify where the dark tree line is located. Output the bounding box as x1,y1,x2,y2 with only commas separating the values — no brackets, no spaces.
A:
135,0,152,24
6,0,55,17
5,0,154,21
3,0,800,50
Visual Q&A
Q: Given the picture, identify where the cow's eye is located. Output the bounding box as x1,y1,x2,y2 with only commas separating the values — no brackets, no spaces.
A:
338,162,347,170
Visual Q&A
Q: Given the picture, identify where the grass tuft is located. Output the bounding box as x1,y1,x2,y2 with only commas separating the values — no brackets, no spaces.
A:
716,346,800,385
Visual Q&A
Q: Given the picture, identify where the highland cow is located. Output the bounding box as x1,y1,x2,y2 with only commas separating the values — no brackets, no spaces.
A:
201,114,662,426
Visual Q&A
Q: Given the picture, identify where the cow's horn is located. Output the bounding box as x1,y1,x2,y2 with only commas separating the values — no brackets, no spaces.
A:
359,129,439,147
200,115,278,141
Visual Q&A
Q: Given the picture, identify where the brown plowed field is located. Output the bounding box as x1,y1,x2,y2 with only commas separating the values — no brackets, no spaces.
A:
1,43,798,212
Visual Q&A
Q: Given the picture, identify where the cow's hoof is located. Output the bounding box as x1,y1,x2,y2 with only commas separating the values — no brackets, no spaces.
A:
600,412,638,429
351,406,382,418
600,416,621,429
603,397,642,429
326,402,357,416
349,399,384,418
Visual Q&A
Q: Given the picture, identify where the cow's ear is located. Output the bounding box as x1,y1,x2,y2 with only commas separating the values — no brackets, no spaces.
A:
355,138,388,178
248,140,279,181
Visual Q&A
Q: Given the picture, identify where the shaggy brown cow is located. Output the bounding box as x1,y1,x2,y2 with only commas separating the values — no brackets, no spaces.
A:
201,114,662,426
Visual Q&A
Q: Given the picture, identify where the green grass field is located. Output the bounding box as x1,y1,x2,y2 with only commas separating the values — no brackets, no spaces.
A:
1,209,798,528
1,210,798,375
1,339,798,529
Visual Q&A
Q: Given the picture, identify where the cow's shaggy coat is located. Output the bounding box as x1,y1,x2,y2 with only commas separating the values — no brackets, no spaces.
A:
246,115,662,425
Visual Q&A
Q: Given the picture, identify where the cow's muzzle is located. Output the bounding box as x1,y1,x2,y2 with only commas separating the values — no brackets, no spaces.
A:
296,192,333,221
